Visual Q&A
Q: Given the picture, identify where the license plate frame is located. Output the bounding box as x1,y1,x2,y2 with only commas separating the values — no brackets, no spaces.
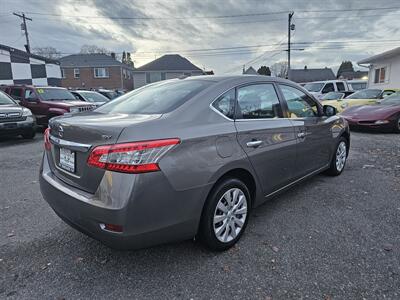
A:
59,147,75,173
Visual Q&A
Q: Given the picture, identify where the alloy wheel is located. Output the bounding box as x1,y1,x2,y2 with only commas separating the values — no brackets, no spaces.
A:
213,188,248,243
335,141,347,172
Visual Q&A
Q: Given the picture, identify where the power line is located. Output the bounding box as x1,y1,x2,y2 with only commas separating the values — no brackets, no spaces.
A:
13,12,32,53
11,6,400,20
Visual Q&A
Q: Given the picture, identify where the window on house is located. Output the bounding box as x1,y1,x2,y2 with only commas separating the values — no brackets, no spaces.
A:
74,68,80,78
374,67,387,84
61,69,66,79
94,68,109,78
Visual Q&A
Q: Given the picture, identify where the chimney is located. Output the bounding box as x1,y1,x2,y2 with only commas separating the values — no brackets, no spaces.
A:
304,65,307,70
111,52,116,60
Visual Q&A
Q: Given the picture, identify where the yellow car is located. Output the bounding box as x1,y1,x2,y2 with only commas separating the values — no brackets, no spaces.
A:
320,89,399,113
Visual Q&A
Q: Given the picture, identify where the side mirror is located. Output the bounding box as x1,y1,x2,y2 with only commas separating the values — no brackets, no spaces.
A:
323,105,337,117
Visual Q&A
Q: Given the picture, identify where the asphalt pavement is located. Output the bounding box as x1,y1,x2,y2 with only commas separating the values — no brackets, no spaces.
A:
0,131,399,299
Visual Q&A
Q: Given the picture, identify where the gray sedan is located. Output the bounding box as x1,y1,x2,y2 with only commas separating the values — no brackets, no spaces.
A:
39,76,350,251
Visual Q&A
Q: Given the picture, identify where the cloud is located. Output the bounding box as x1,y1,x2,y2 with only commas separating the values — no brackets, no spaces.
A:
1,0,399,73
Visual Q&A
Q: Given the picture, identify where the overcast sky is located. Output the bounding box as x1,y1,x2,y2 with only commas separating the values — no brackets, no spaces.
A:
1,0,400,74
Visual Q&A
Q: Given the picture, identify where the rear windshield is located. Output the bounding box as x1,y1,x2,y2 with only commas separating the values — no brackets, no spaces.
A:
96,80,213,114
78,91,109,103
37,88,76,101
346,89,381,99
0,91,15,105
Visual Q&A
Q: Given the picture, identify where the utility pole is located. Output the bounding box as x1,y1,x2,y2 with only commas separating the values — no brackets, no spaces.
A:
13,12,32,53
287,11,295,79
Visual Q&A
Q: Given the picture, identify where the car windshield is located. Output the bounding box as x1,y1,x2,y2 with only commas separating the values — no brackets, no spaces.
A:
78,91,110,103
97,80,213,114
380,92,400,105
37,88,76,101
0,91,16,105
321,92,344,100
346,89,381,99
303,83,324,92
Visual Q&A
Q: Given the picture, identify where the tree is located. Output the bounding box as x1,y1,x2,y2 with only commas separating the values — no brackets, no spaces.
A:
257,66,271,76
125,52,134,67
270,61,288,78
337,61,354,78
80,44,110,54
31,47,61,59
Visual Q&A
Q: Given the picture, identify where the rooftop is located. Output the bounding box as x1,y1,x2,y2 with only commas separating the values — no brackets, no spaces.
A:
358,47,400,64
59,53,133,69
134,54,202,72
289,67,336,83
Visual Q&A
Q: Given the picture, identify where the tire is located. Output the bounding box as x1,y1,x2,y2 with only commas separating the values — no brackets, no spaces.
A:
325,137,348,176
21,129,36,139
393,116,400,133
198,178,251,251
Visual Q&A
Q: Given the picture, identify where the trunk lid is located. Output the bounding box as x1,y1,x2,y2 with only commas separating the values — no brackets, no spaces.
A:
47,112,161,193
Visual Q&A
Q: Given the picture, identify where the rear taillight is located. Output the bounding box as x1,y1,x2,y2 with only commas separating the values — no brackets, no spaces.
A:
44,127,51,150
87,138,180,174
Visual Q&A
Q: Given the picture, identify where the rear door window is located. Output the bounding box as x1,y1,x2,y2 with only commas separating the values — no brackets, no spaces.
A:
336,82,346,91
236,83,283,119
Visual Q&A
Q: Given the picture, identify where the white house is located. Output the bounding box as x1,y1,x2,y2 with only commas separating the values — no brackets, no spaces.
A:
132,54,204,89
358,47,400,89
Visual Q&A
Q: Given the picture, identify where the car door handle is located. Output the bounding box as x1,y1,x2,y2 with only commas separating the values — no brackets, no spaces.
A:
246,140,263,148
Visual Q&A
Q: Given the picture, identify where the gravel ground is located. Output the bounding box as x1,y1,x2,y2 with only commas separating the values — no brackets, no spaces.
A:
0,131,399,299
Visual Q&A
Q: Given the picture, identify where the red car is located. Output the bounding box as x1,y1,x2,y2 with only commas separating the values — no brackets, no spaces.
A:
3,85,95,126
341,92,400,132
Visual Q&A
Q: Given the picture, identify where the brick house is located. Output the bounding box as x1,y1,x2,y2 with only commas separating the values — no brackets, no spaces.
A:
132,54,204,89
59,54,134,91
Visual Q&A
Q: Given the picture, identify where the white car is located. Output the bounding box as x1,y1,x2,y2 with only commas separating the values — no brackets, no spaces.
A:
303,80,350,99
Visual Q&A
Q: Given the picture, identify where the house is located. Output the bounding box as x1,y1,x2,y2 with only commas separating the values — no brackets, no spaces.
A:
243,66,257,75
338,70,368,80
288,66,336,83
59,53,134,91
0,44,61,86
358,47,400,89
132,54,203,89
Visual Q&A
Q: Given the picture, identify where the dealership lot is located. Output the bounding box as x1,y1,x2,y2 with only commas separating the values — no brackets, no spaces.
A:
0,132,399,299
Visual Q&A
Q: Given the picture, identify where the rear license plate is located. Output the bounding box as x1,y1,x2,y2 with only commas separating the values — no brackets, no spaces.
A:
59,148,75,173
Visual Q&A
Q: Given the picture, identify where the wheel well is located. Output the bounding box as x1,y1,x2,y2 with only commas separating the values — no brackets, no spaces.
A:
212,168,257,205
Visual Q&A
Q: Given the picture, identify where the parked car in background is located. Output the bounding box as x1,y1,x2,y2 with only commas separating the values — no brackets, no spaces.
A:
324,88,399,113
71,90,110,107
341,92,400,132
347,80,367,91
96,89,120,100
3,85,96,126
320,91,354,101
40,76,349,251
0,90,36,139
303,80,350,99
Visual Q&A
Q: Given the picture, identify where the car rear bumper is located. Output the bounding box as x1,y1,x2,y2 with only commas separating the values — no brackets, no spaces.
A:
0,116,36,136
39,151,211,250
